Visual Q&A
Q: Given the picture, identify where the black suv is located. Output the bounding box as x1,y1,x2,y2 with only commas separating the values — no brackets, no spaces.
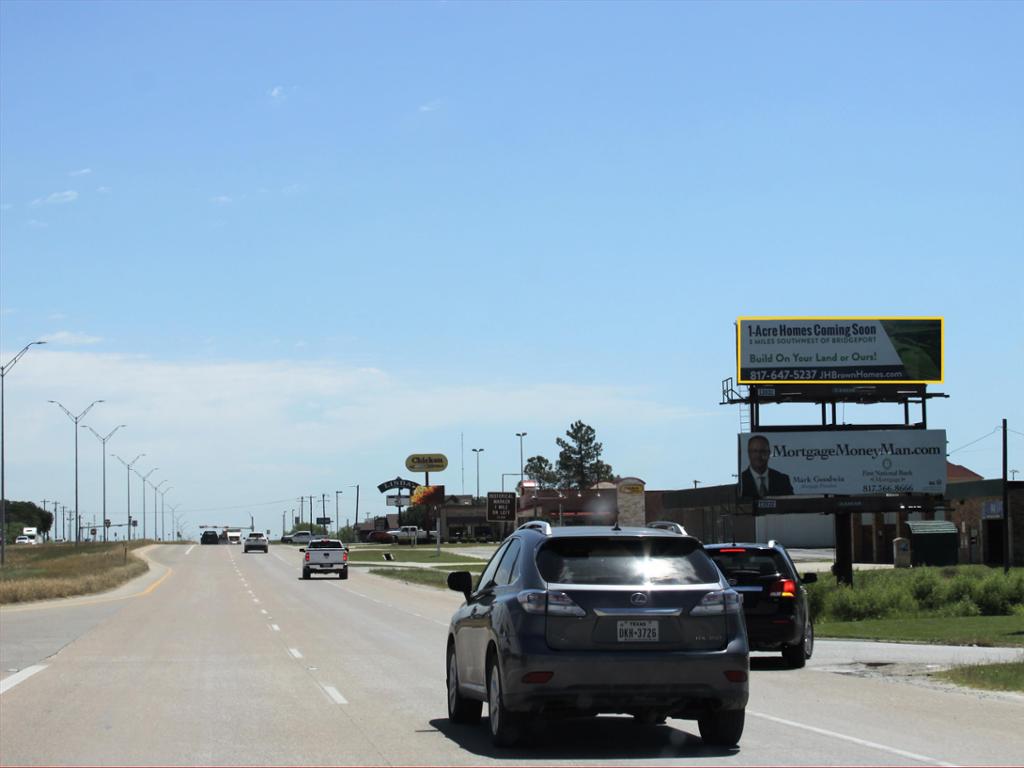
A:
200,530,220,545
445,523,749,747
704,542,816,668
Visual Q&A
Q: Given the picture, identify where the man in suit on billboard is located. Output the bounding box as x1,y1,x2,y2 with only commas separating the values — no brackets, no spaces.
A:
740,434,794,498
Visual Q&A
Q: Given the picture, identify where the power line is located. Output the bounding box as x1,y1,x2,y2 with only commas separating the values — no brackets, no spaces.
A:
948,427,1000,456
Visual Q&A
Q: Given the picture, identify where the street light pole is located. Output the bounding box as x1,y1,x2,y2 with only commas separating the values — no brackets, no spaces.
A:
335,490,343,537
112,453,144,542
83,424,126,543
1,341,46,565
154,480,169,540
162,488,173,540
515,432,527,494
136,467,159,540
49,399,104,546
472,448,484,500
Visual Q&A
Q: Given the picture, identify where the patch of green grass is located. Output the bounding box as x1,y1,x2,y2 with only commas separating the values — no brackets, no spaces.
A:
367,567,456,589
347,549,481,564
0,541,151,604
817,614,1024,647
933,661,1024,692
807,566,1024,623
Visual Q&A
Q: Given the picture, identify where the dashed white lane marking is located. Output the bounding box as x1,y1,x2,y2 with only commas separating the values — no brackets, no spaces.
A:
748,711,958,767
0,665,47,695
185,545,195,555
323,685,348,705
260,609,268,615
271,624,280,632
252,598,260,604
288,648,303,659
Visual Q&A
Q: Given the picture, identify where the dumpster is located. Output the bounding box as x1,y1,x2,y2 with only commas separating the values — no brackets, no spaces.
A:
905,520,959,567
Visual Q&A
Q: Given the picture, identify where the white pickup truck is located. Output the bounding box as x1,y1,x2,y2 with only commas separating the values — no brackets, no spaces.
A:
301,538,349,580
387,525,439,544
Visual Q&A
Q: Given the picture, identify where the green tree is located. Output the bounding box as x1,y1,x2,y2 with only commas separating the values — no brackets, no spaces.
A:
556,420,615,489
524,455,559,488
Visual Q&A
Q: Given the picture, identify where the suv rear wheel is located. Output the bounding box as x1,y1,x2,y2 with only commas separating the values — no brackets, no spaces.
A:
698,708,745,746
446,647,481,724
487,658,522,747
783,620,813,668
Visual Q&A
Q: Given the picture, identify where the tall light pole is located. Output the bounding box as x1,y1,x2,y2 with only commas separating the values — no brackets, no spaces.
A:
515,432,527,494
161,487,173,541
83,424,126,543
113,453,144,542
335,490,343,536
154,480,169,540
1,341,46,564
49,399,104,546
136,467,159,540
472,448,485,500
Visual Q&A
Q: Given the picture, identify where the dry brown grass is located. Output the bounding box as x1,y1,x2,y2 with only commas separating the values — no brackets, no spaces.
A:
0,542,150,604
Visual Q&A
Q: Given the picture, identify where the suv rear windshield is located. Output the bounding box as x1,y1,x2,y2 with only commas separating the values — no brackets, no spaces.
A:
536,537,721,586
708,549,792,578
307,539,344,549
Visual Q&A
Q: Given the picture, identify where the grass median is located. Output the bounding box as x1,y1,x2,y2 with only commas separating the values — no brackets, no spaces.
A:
367,564,485,589
0,541,152,604
934,661,1024,692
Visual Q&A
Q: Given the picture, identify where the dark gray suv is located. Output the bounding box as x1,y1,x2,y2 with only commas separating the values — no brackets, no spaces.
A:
445,522,749,747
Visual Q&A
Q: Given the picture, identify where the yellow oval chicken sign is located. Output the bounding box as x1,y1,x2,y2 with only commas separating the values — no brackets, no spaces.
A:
405,454,448,473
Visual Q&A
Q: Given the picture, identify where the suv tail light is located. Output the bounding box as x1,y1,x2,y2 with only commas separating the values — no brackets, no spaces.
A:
517,589,586,617
690,590,742,616
769,579,797,598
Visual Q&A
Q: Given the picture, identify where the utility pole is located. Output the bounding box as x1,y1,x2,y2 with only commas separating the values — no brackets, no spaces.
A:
298,497,305,529
321,493,328,535
335,490,343,537
1003,418,1010,574
41,499,50,541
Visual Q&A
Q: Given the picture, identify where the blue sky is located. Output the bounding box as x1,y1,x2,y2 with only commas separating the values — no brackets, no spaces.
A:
2,1,1022,536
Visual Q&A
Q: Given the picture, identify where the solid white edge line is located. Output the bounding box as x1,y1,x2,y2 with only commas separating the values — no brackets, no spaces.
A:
748,711,958,767
323,685,348,704
184,545,194,555
0,665,47,695
288,648,302,659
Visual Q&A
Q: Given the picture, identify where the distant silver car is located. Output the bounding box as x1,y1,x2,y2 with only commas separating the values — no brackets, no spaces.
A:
14,534,34,545
243,532,269,553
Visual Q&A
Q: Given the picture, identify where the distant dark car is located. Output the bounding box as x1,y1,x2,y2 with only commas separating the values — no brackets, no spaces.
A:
365,531,395,544
445,522,749,747
200,531,220,545
704,541,816,668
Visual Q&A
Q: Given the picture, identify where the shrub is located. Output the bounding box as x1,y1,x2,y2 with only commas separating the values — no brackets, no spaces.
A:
974,575,1016,616
910,571,942,610
937,598,980,618
806,583,827,623
943,575,976,604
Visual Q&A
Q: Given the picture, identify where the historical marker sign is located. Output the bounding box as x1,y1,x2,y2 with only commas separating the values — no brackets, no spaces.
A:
487,492,517,522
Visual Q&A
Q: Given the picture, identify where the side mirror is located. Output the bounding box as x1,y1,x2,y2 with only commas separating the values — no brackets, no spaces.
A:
447,571,473,599
298,548,305,553
802,572,817,584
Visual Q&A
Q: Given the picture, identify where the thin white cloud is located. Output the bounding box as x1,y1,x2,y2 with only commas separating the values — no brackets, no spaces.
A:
32,190,79,206
419,99,442,113
26,219,48,229
96,186,111,194
41,330,103,345
268,85,286,100
210,195,232,205
69,168,93,177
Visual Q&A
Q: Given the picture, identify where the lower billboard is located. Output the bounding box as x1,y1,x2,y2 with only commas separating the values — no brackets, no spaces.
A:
738,430,946,497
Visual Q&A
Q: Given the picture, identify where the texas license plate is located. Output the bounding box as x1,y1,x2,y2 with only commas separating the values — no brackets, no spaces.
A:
617,619,659,642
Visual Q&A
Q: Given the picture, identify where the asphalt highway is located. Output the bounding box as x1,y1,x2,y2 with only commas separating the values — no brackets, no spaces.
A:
1,544,1022,766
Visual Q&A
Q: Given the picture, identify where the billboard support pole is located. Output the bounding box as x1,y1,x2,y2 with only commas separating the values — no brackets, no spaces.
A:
834,512,853,585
